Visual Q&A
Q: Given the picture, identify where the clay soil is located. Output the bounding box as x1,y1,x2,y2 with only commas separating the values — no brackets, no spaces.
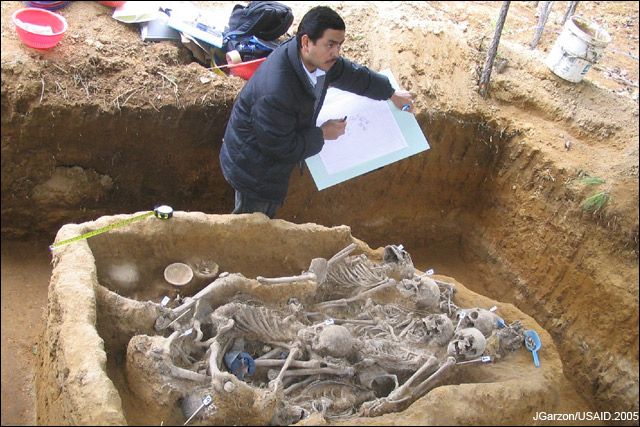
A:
1,1,638,425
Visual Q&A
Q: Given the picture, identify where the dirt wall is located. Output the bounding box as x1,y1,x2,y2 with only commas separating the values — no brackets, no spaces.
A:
35,229,126,425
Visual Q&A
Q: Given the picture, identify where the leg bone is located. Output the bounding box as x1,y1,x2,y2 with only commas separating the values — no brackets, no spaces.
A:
269,347,300,393
268,366,355,379
387,355,438,401
411,356,456,398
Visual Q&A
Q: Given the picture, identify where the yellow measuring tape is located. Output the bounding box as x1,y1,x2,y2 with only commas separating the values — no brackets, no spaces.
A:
49,205,173,251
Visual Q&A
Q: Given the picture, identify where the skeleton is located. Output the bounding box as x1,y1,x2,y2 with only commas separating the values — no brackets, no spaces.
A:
257,244,415,303
317,273,441,313
255,243,358,287
289,380,375,421
198,302,395,420
207,303,364,393
359,356,457,417
123,243,527,424
356,336,434,374
341,298,452,349
324,244,414,293
298,324,355,358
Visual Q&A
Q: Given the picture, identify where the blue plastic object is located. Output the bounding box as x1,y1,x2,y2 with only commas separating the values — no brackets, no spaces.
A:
523,329,542,367
224,351,256,380
24,1,70,11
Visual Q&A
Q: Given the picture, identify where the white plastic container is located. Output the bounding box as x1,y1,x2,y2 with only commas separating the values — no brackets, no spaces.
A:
545,16,611,83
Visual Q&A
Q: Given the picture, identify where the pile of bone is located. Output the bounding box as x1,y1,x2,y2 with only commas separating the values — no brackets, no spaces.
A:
126,244,524,425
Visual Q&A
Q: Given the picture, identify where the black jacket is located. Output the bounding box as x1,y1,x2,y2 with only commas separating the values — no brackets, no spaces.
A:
220,37,395,203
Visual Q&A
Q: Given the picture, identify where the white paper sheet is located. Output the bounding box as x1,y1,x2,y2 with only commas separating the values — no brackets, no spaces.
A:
316,88,408,175
306,70,429,190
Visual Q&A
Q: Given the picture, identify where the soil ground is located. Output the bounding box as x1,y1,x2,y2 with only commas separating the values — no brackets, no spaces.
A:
1,1,638,425
1,240,50,426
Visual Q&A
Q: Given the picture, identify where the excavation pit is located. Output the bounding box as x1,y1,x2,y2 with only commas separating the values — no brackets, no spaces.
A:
14,96,636,426
2,1,637,425
40,213,566,425
13,81,638,427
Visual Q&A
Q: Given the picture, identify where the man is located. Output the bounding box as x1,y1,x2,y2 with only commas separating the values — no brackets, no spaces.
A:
220,6,414,219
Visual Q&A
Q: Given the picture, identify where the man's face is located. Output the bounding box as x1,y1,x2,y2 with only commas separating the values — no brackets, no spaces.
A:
301,29,345,72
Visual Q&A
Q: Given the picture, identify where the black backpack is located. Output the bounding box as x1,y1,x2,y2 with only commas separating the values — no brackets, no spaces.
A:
226,36,281,62
225,1,294,41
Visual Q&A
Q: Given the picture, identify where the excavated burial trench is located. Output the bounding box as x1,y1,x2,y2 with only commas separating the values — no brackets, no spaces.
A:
44,214,560,426
6,96,635,423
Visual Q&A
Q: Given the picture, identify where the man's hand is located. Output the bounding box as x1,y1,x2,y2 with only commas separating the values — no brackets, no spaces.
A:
320,117,347,140
390,90,414,113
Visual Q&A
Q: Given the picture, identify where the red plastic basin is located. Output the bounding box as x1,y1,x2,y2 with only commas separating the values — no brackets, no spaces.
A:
12,8,68,49
97,1,126,7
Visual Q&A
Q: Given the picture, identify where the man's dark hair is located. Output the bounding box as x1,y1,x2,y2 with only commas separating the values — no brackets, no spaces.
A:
296,6,345,47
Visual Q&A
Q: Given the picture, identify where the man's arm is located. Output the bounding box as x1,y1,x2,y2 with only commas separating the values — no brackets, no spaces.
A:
328,57,395,100
328,58,414,111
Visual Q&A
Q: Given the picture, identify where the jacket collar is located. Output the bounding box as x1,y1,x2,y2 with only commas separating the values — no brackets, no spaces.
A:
286,38,317,97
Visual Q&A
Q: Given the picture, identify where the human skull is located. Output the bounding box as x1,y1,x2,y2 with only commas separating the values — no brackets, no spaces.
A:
457,308,499,337
300,324,354,358
383,245,415,280
396,278,419,298
417,276,441,310
396,277,440,310
447,327,486,360
287,297,304,314
422,313,454,346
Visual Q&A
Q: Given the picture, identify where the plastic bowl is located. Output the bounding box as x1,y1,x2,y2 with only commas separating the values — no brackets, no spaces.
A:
228,57,267,80
98,1,126,7
12,8,68,49
164,262,193,287
24,2,71,11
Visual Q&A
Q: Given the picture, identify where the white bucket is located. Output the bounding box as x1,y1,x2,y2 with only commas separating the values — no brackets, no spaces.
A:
545,16,611,83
